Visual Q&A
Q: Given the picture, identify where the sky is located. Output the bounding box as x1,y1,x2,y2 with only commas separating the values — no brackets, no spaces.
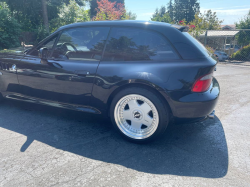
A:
125,0,250,25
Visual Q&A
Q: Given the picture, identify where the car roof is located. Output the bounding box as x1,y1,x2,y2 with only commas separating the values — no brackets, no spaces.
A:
57,20,172,31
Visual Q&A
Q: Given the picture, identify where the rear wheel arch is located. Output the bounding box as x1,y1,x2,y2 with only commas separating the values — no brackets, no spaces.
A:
107,83,173,118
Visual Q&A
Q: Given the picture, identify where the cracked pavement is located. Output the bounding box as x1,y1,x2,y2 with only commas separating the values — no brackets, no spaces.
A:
0,64,250,186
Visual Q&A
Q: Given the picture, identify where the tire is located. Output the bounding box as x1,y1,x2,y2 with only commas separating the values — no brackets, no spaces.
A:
110,87,170,143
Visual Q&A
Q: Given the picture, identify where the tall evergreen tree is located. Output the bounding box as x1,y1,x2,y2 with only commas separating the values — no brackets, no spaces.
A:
158,5,166,17
167,0,174,21
90,0,124,18
152,8,159,19
151,5,172,23
174,0,200,23
152,5,167,20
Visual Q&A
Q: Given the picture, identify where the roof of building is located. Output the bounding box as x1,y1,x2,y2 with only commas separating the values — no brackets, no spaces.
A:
220,25,236,30
200,30,239,37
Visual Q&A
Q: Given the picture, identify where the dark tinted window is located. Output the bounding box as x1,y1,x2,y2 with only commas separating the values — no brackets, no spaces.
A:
103,27,179,61
182,32,210,57
29,34,58,57
52,27,110,61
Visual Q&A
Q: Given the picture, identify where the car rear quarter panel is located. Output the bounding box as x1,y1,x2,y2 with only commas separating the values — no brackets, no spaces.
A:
91,57,217,116
91,60,174,112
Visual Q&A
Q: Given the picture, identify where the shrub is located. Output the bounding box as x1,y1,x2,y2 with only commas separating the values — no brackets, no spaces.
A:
231,45,250,61
206,46,215,54
33,25,50,44
0,3,21,50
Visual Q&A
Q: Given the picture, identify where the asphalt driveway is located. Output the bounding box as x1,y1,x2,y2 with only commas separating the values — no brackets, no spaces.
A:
0,64,249,186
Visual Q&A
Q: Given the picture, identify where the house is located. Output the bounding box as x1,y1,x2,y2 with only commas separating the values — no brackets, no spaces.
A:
220,25,236,30
198,30,239,55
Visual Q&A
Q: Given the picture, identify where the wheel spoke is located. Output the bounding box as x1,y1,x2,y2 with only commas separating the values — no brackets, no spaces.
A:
143,114,153,127
131,120,142,130
127,99,139,110
123,109,131,120
140,102,152,114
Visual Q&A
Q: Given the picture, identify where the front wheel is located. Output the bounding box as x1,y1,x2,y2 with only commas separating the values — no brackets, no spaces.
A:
110,87,169,143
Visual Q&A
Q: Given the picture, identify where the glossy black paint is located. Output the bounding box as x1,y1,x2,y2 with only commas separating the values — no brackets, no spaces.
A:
16,54,99,106
0,49,23,94
0,20,219,119
91,57,218,118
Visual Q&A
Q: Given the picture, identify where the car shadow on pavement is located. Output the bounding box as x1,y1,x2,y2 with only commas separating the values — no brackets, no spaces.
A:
0,100,228,178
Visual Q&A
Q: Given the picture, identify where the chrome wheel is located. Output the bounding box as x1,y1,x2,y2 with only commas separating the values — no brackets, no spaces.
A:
114,94,159,139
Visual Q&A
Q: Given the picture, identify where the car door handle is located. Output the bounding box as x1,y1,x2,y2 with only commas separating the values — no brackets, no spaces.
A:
73,70,89,77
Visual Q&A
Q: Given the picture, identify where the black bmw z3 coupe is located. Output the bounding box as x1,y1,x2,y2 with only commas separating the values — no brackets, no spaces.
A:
0,20,219,143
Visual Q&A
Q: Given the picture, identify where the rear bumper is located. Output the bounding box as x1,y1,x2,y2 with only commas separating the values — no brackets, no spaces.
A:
165,77,220,119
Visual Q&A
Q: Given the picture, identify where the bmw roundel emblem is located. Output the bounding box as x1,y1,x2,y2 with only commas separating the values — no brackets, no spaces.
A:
12,64,16,70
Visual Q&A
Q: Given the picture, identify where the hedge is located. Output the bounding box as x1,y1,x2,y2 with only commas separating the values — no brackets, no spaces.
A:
231,45,250,61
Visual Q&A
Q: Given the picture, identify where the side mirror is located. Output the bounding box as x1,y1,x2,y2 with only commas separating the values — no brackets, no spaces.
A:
38,47,48,59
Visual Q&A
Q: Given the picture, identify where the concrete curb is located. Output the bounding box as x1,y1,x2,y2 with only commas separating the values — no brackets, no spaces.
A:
218,61,250,67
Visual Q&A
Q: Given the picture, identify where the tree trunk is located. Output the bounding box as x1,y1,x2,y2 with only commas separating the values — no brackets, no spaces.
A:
41,0,49,33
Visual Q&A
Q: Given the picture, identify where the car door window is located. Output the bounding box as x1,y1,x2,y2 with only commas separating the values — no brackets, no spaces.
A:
103,27,179,61
29,34,58,57
52,27,110,61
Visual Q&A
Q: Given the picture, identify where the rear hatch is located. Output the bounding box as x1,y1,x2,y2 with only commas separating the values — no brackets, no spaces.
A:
171,25,217,92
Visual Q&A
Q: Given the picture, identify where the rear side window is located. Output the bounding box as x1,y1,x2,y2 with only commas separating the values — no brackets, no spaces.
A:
182,32,210,57
103,27,179,61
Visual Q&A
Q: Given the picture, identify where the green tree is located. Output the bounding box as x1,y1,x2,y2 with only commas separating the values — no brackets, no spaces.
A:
190,10,222,30
1,0,44,31
0,2,21,49
236,10,250,29
90,0,124,18
124,10,137,20
50,0,90,32
0,0,90,44
152,6,166,20
1,0,87,31
151,12,172,23
189,10,223,37
235,10,250,46
167,0,174,21
151,5,172,23
152,0,200,23
174,0,200,23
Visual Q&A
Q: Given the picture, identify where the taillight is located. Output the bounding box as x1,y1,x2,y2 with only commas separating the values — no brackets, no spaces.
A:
192,73,213,92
